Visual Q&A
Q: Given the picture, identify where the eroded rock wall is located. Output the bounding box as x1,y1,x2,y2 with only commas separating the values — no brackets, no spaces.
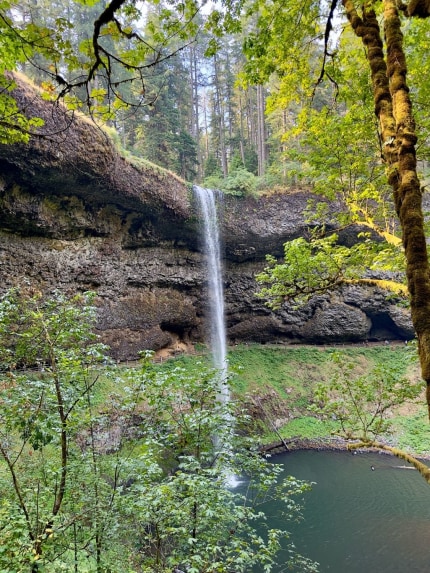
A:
0,79,415,359
0,184,414,360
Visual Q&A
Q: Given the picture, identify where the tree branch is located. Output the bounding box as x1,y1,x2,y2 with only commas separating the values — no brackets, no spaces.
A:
348,440,430,483
313,0,339,93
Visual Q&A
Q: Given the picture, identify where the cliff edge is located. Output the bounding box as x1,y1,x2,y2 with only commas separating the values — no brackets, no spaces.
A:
0,77,415,359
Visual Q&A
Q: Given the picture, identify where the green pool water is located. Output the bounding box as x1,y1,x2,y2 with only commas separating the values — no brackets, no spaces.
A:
256,450,430,572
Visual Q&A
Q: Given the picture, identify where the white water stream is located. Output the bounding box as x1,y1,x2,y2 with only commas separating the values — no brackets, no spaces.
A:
194,186,228,399
195,186,243,488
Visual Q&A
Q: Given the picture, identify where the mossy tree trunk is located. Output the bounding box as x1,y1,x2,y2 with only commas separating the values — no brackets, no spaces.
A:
343,0,430,415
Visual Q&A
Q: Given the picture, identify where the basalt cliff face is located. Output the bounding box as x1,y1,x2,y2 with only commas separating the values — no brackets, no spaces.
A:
0,79,414,360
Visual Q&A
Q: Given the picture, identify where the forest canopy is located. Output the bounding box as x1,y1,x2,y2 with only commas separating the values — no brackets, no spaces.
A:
0,1,429,186
0,1,428,181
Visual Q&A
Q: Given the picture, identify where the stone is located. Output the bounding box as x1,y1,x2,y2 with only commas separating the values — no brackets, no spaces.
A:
298,302,372,342
0,77,414,359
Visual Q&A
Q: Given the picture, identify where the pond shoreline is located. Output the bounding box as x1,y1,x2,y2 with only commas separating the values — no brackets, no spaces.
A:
261,436,361,456
261,436,430,461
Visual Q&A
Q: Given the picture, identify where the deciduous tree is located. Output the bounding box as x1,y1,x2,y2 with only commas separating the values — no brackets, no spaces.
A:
0,291,316,572
312,349,430,481
244,0,430,414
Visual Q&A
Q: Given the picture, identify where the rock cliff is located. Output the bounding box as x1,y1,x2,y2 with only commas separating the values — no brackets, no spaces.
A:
0,78,414,359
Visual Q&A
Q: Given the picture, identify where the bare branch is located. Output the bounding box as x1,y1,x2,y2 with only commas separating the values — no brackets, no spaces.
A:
313,0,339,95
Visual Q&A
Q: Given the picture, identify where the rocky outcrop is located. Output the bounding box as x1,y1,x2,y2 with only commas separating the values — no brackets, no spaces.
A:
223,265,414,345
0,78,415,359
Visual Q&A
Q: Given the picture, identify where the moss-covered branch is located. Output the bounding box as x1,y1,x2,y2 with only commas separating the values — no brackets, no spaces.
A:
348,440,430,483
343,0,430,416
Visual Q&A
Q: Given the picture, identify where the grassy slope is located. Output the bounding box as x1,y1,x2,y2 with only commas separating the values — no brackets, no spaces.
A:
156,343,430,455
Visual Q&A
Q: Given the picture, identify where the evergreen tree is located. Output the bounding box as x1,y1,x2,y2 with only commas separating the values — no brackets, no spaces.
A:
131,56,198,179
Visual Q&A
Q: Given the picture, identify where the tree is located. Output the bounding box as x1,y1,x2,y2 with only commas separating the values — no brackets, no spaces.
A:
0,0,274,178
0,289,115,571
256,232,407,309
0,0,236,139
312,349,430,482
0,290,316,572
254,22,408,306
341,1,430,414
131,54,198,177
119,358,318,573
242,0,430,415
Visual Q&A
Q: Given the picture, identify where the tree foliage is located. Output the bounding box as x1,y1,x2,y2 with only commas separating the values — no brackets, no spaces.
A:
239,0,430,414
256,232,407,308
313,350,421,442
311,348,430,483
0,290,315,572
0,289,110,570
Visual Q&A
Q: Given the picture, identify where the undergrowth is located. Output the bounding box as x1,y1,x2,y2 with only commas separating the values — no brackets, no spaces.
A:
149,343,427,453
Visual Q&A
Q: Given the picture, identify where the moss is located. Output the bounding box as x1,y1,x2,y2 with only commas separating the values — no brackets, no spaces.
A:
344,278,408,296
350,440,430,483
346,0,430,415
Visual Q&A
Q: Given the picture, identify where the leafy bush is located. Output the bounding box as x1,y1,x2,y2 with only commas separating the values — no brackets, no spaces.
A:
222,168,258,196
203,168,258,197
202,173,224,190
0,292,316,573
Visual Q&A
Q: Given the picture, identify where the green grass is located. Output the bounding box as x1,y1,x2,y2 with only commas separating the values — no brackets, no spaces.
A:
394,410,430,455
228,345,333,403
142,343,423,450
264,416,338,442
228,343,414,411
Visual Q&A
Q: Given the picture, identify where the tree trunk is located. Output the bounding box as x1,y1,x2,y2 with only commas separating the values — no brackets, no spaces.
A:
189,44,202,180
248,87,257,154
238,90,246,165
202,89,210,159
256,84,266,176
343,0,430,415
213,54,228,177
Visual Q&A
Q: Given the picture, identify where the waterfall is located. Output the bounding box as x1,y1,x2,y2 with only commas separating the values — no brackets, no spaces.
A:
194,186,228,397
195,186,241,487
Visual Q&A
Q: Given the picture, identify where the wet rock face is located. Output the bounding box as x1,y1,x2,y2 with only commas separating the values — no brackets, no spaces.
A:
223,267,414,346
0,185,413,360
0,80,414,359
0,231,206,361
0,182,414,360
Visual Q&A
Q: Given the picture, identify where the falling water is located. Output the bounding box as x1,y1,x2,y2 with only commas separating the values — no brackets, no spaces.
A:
194,186,228,398
195,187,242,488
